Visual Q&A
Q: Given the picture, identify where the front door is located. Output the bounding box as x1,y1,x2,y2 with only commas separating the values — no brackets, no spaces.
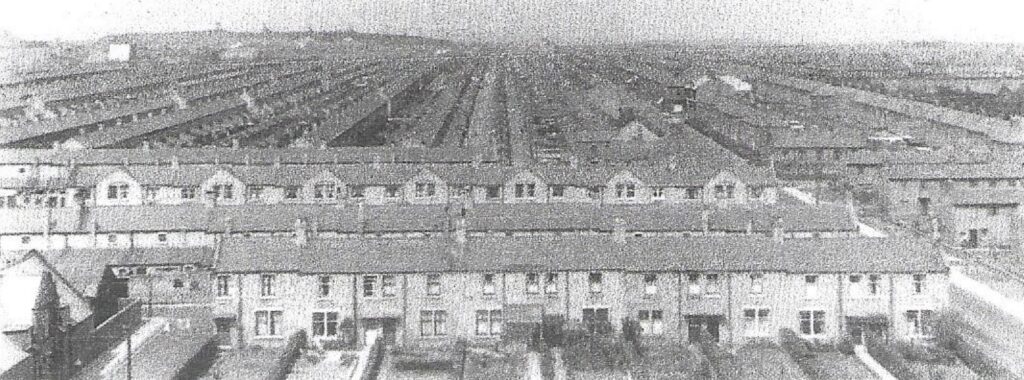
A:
918,197,931,216
687,315,722,343
214,317,234,348
847,317,888,345
967,229,980,248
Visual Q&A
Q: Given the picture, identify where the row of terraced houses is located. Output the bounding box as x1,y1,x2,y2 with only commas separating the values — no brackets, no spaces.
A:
211,230,948,348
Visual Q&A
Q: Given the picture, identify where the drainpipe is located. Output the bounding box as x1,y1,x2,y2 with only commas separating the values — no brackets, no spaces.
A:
837,274,845,337
727,272,733,345
677,271,683,344
352,276,360,346
887,275,896,343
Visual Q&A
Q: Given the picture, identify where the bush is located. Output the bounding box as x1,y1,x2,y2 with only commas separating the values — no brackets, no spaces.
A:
778,328,826,378
835,335,855,355
264,330,307,380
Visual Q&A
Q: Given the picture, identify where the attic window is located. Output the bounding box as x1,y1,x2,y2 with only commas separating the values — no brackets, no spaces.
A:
685,187,701,199
20,236,30,244
550,185,565,198
107,182,130,199
615,183,636,199
415,183,436,198
157,233,168,242
349,186,366,199
173,279,184,288
107,234,118,243
485,186,501,200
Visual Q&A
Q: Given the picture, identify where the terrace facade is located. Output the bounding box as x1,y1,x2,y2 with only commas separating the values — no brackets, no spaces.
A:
212,233,949,349
883,163,1024,248
0,161,778,209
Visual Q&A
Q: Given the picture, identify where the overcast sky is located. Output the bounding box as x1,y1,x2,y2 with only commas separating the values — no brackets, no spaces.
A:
2,0,1024,44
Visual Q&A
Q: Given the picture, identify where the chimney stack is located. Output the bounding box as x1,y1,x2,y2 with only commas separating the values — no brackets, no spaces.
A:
89,216,98,244
451,213,468,260
357,202,366,236
274,155,282,168
142,141,151,150
171,155,180,169
294,218,308,247
701,208,711,235
612,217,627,244
745,218,754,235
231,138,240,150
772,216,785,243
372,155,382,170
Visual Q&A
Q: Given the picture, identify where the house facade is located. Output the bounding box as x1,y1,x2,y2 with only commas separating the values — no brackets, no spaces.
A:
212,233,948,349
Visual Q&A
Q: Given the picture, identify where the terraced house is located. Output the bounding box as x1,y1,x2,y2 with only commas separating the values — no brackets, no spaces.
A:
211,228,948,349
883,162,1024,248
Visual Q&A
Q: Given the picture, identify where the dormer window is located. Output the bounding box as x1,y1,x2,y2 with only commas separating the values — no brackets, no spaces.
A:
385,185,401,198
485,186,501,200
284,186,300,199
313,182,336,199
349,186,366,199
550,185,565,198
685,187,701,199
107,182,129,199
415,183,436,198
714,184,735,199
246,186,263,199
615,183,636,199
514,183,536,199
652,187,665,199
212,184,234,200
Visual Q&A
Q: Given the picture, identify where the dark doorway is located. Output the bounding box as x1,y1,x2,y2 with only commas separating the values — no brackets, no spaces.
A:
917,197,931,216
967,229,980,248
847,316,888,345
687,315,722,343
362,317,399,346
214,317,235,348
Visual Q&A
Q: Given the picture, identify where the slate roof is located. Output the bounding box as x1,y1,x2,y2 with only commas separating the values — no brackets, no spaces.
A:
216,235,948,274
884,162,1024,180
0,202,856,235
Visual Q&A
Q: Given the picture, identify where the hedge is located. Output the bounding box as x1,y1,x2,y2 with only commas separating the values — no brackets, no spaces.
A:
864,335,919,380
264,329,307,380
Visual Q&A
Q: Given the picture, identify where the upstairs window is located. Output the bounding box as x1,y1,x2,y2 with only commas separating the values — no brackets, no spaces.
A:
318,275,331,297
868,274,881,296
284,186,300,199
550,185,565,198
544,273,559,294
714,184,735,199
349,186,366,199
426,273,442,296
804,275,819,299
705,274,721,296
260,274,276,297
588,272,603,294
514,183,536,199
180,186,197,199
912,274,926,295
685,187,701,199
652,187,665,200
750,273,764,295
485,186,501,200
420,310,447,336
415,183,436,198
255,310,283,337
587,187,601,200
246,186,263,199
363,274,396,298
384,185,401,199
643,273,658,296
212,184,234,200
744,308,771,337
615,183,636,199
482,274,496,295
687,273,701,297
313,182,336,199
526,273,540,294
216,275,230,297
107,182,129,199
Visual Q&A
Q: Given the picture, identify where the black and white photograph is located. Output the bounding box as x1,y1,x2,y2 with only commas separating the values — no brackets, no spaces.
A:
1,0,1023,378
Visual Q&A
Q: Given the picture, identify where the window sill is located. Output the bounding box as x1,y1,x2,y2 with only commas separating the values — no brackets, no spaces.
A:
259,296,278,300
254,335,285,339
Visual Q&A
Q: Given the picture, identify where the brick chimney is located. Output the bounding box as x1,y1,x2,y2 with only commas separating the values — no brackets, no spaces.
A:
772,216,785,243
450,213,467,261
171,155,179,169
613,217,627,244
701,208,711,235
294,218,308,247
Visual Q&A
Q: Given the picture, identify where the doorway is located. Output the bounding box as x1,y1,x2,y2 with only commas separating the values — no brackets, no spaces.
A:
687,315,722,343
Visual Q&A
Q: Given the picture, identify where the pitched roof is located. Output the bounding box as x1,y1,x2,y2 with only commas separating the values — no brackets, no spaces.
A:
885,162,1024,180
216,235,947,274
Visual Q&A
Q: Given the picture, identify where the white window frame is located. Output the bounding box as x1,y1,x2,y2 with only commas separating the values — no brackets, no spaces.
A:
799,309,826,337
216,274,231,298
311,310,340,337
475,309,503,337
419,310,447,337
743,307,772,337
260,274,276,298
254,309,284,337
638,309,664,335
643,273,658,296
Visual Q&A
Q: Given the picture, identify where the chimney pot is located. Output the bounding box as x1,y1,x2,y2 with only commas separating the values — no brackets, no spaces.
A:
772,216,785,243
294,218,308,247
